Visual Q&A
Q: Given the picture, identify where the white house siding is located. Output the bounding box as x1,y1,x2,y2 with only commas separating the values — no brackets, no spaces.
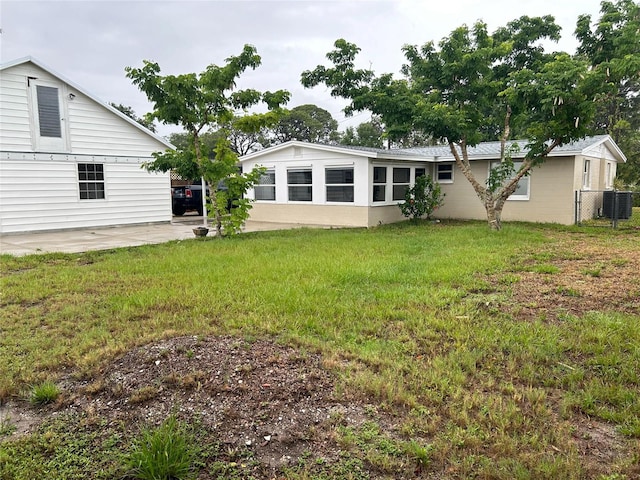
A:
0,65,33,151
0,153,170,234
0,59,172,234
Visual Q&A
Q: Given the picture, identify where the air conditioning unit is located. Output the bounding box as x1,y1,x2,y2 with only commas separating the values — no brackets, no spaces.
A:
603,191,633,220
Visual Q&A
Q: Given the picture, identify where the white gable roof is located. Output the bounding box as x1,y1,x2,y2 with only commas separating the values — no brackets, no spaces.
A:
0,56,173,150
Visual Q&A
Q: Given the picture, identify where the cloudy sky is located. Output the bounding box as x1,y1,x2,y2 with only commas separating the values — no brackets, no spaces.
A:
1,0,605,136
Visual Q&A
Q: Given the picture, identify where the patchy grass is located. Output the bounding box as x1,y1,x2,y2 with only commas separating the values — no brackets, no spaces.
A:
1,220,639,479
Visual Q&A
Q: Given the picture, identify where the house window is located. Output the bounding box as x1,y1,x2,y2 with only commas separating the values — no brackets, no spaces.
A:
78,164,105,200
392,167,410,201
288,168,312,201
583,159,591,189
36,85,62,138
435,163,454,183
489,161,530,200
605,162,613,189
373,166,387,202
254,169,275,200
415,167,426,179
325,168,354,202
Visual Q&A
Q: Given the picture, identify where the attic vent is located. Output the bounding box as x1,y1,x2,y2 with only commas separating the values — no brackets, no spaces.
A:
36,86,62,138
293,146,302,158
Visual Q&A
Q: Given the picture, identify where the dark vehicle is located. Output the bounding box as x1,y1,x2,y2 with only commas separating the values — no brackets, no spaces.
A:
171,184,208,216
171,181,235,216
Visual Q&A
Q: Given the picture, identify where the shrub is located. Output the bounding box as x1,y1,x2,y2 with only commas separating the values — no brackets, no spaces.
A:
399,174,445,221
125,415,198,480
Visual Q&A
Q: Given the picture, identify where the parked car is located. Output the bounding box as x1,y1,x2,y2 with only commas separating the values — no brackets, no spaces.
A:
171,184,207,216
171,181,235,216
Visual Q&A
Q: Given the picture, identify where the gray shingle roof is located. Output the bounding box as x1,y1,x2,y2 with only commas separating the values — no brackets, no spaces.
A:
397,135,611,159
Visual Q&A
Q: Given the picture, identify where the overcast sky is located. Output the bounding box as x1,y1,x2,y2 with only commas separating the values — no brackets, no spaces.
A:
1,0,606,137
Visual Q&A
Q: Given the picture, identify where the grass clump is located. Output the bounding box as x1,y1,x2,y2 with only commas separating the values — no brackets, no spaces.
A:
29,381,60,406
125,415,198,480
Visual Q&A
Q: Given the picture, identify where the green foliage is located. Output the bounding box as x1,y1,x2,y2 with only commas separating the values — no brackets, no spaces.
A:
575,0,640,186
126,45,290,237
269,104,339,144
302,15,603,230
125,415,198,480
29,381,60,406
398,174,444,221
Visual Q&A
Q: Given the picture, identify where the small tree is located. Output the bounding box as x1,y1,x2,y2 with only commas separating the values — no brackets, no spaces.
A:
399,174,445,222
126,45,289,237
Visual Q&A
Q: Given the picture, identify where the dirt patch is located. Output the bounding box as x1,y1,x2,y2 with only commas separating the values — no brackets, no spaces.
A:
495,235,640,321
1,336,403,478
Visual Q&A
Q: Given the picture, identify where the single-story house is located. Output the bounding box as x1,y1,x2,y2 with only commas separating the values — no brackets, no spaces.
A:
239,136,626,227
0,56,173,234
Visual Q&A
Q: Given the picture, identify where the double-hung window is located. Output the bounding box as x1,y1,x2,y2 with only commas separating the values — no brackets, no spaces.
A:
254,169,276,200
583,159,591,189
78,164,105,200
373,166,387,202
392,167,411,201
325,168,354,202
288,168,312,201
489,161,530,200
435,163,454,183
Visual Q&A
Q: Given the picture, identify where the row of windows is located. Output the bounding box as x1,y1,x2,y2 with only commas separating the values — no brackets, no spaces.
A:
255,165,455,204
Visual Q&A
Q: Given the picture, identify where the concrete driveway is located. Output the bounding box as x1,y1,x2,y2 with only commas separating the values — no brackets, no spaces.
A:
0,220,307,256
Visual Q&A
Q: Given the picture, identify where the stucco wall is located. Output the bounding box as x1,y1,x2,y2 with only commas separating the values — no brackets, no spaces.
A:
435,157,577,225
248,203,369,227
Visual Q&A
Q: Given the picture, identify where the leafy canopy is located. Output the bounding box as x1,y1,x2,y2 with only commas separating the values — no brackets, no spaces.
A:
302,16,601,230
126,45,290,236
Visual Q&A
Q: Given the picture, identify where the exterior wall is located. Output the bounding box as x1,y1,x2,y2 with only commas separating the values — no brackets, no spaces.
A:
0,153,171,234
0,60,173,234
243,145,370,206
435,157,577,225
248,203,369,227
241,142,624,228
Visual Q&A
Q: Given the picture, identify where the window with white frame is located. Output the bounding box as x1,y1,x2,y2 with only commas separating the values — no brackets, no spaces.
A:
415,167,426,179
489,161,530,200
372,166,387,202
605,162,613,189
392,167,411,201
435,163,454,183
254,169,275,200
78,163,105,200
288,168,312,201
583,159,591,189
325,167,354,202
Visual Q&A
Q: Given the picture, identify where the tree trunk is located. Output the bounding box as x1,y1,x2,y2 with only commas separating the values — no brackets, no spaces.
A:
486,200,502,231
209,189,223,238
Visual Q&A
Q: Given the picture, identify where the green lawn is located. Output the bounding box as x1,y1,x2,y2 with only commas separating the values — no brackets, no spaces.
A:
1,220,639,479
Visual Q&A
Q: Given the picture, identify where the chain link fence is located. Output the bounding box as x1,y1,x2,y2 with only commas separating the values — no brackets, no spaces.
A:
575,189,640,229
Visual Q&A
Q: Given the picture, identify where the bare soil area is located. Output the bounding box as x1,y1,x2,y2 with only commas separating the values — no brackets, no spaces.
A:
498,233,640,321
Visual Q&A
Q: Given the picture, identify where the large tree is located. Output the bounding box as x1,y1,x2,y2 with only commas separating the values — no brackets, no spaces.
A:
340,117,385,148
302,17,601,230
269,104,339,144
126,45,289,237
575,0,640,186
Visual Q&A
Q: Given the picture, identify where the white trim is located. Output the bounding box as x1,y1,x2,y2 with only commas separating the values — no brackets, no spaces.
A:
489,161,530,201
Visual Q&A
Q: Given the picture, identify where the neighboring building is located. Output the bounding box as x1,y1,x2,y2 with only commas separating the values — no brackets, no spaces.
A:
0,56,173,234
240,136,626,227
